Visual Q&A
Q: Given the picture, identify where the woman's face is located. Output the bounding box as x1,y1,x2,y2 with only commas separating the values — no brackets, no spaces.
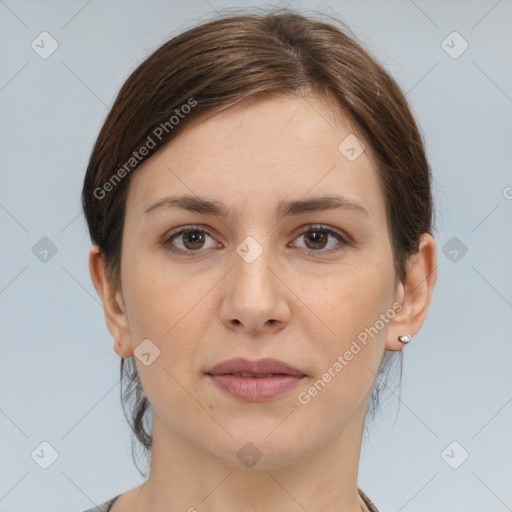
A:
115,93,405,468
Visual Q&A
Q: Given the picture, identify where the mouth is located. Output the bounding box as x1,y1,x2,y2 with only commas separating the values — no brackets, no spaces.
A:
219,373,292,378
206,357,306,377
206,357,306,402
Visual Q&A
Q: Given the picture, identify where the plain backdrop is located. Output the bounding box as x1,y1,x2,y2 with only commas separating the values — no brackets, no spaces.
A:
1,1,511,511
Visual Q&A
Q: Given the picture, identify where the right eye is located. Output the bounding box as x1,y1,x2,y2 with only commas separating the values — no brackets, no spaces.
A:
161,226,221,256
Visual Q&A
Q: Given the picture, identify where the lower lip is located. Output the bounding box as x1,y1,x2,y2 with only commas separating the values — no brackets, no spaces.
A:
207,374,304,401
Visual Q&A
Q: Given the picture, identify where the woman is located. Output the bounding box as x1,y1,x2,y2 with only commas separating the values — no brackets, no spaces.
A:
81,9,436,512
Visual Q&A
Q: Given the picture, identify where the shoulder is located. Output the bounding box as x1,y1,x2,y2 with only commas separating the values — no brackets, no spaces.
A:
79,495,120,512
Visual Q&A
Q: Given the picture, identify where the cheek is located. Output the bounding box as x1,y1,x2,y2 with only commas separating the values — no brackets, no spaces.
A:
308,260,392,335
301,257,394,386
122,256,219,388
123,260,211,415
123,255,205,338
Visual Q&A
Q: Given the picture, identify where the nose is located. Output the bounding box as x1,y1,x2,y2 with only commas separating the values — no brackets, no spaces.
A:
219,242,290,335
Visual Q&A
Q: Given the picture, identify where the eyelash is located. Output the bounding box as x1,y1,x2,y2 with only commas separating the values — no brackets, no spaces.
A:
160,224,349,257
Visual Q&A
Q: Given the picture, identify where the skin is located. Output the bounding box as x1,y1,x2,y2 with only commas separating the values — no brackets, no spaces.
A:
90,93,436,512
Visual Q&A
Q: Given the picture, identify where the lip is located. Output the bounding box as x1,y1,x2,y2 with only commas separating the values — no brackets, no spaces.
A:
206,357,306,402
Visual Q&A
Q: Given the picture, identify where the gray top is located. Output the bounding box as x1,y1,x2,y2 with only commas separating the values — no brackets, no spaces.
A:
81,489,379,511
80,495,120,512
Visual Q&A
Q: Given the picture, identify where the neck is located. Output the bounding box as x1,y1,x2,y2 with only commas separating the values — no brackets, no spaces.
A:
133,408,368,512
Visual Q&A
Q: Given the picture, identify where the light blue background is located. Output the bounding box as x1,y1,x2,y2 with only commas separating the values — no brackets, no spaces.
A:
1,1,511,511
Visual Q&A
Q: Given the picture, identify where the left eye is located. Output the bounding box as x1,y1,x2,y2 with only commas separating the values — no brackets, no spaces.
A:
291,225,347,253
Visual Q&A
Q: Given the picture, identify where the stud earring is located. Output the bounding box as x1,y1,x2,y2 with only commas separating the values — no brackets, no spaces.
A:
397,335,412,344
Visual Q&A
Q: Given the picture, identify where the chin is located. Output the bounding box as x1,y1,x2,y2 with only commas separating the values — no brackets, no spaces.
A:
206,430,308,471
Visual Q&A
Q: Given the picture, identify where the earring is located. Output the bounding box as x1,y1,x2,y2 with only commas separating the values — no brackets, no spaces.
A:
398,335,412,344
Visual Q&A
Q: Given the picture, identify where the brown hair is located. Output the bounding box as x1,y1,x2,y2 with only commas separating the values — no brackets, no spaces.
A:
82,8,434,475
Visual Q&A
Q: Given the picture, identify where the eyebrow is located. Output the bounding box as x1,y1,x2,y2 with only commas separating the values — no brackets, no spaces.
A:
143,194,369,219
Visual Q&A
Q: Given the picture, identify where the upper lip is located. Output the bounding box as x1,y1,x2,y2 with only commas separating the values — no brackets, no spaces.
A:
206,358,305,377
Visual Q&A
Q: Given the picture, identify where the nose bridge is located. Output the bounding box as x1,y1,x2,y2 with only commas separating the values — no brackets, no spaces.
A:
232,233,277,298
220,232,289,332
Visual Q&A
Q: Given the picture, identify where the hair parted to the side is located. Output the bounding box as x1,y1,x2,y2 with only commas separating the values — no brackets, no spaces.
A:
82,8,434,476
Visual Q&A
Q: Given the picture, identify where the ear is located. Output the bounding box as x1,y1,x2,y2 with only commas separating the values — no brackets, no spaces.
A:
386,233,437,351
89,245,134,358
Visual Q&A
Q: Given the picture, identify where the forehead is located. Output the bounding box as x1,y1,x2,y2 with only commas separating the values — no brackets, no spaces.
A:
125,93,385,220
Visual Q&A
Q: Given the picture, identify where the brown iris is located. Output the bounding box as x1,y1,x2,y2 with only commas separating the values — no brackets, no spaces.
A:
303,229,328,250
181,230,206,250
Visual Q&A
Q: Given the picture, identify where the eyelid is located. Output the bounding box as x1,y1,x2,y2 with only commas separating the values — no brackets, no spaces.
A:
293,223,348,243
163,224,215,239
